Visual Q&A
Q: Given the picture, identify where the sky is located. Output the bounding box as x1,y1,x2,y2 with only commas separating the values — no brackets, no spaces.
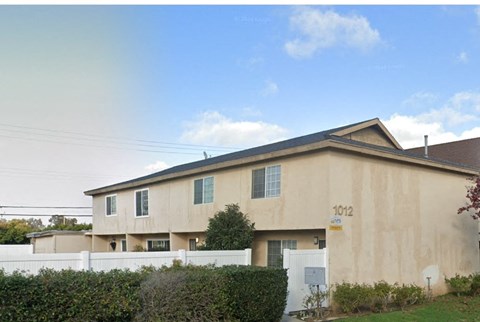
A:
1,5,480,223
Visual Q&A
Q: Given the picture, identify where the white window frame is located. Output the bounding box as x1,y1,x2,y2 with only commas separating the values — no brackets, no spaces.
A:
252,165,281,199
105,194,117,216
121,239,127,252
146,239,170,252
267,239,297,268
193,176,214,205
134,188,149,218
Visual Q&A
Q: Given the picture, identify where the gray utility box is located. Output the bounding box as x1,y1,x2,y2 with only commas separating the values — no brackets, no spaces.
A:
304,267,325,285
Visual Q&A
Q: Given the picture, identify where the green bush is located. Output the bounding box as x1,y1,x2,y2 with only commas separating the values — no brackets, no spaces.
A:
445,274,473,296
392,283,426,311
332,281,426,314
0,265,287,322
135,266,229,322
219,265,288,322
470,273,480,296
370,280,394,313
0,268,145,322
332,282,372,313
136,265,288,322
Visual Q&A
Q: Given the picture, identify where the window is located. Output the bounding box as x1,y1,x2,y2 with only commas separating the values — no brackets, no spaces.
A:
318,240,326,249
135,189,149,217
147,239,170,252
105,195,117,216
194,176,214,204
189,238,197,251
252,165,281,199
267,239,297,267
121,239,127,252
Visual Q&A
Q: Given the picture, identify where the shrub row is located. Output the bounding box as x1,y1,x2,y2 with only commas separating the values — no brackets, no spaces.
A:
136,264,288,322
0,268,145,322
333,281,426,314
445,273,480,296
0,264,288,322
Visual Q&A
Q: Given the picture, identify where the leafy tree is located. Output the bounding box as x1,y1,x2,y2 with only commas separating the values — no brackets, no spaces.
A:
458,176,480,219
45,215,92,231
203,203,255,250
0,219,35,244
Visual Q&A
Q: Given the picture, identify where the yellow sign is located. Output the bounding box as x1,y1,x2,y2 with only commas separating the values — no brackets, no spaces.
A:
329,214,343,231
329,225,343,231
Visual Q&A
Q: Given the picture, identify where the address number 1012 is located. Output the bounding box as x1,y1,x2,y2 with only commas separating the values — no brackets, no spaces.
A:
333,205,353,216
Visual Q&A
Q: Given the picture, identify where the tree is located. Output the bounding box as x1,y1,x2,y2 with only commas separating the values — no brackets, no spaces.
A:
203,203,255,250
458,176,480,219
45,215,92,231
48,215,77,227
0,219,35,244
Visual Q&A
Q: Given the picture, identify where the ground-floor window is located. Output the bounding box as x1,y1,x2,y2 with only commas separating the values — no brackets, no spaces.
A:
147,239,170,252
267,240,297,267
121,239,127,252
189,238,197,251
318,239,326,249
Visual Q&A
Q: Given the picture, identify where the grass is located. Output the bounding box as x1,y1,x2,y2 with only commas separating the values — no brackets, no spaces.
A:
336,293,480,321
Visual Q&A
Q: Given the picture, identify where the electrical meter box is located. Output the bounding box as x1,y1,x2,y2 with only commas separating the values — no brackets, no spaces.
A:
304,267,325,285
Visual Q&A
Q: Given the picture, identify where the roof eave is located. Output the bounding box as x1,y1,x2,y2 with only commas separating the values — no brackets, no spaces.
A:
84,138,477,196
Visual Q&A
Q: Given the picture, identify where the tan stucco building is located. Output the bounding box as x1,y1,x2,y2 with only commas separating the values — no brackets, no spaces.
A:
85,118,480,293
27,230,92,253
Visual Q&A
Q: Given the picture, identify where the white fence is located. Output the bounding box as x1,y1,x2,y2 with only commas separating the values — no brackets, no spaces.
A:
0,244,33,256
0,249,252,275
283,248,328,313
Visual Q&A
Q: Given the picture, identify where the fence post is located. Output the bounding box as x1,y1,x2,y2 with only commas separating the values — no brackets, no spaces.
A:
178,249,187,265
283,248,290,270
80,251,91,271
244,248,252,265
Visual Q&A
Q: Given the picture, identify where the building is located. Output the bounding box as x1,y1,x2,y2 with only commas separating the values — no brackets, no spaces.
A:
407,137,480,169
27,230,92,253
84,118,479,293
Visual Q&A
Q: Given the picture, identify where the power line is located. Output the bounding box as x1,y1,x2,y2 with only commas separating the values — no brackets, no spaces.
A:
0,213,92,217
0,122,240,152
0,206,91,209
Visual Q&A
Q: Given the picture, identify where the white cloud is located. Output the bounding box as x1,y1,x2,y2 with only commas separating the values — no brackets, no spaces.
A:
261,80,279,96
456,51,468,64
447,91,480,111
181,111,288,147
145,161,170,173
384,90,480,148
285,7,381,59
383,114,460,149
401,91,438,108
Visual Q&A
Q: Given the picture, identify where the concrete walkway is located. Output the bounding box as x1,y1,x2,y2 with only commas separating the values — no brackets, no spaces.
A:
281,314,300,322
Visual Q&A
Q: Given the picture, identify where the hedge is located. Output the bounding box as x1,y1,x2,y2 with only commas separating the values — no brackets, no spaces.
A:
0,265,288,322
136,265,288,322
0,268,145,322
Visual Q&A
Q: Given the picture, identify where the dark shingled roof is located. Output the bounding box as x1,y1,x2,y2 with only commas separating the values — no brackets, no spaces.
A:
85,118,478,195
407,137,480,169
86,119,373,193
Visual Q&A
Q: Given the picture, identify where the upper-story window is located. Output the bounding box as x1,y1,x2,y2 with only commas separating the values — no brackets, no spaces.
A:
105,194,117,216
194,176,214,205
135,189,149,217
252,165,281,199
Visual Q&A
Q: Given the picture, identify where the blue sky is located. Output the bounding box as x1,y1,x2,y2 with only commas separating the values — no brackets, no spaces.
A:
1,5,480,221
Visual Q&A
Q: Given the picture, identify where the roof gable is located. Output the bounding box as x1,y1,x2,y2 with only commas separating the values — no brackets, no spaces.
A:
330,118,402,150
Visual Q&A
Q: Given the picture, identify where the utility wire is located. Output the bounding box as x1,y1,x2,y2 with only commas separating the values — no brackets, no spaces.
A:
0,206,91,209
0,213,92,217
0,122,240,151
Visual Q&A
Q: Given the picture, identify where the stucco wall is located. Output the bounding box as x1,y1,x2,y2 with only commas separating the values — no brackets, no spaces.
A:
90,148,479,292
33,234,91,253
325,150,479,294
